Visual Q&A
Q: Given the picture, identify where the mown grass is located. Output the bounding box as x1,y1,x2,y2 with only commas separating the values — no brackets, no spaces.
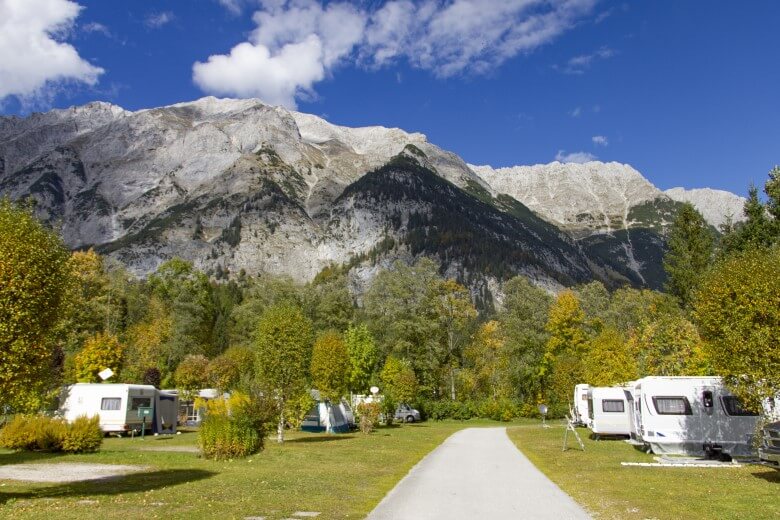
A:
507,422,780,520
0,420,519,520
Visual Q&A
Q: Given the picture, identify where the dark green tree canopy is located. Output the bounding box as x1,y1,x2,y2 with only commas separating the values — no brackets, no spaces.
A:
663,202,714,306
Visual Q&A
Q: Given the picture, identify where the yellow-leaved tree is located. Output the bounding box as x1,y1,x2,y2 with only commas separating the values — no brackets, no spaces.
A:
629,315,710,377
0,198,70,411
583,326,638,387
310,330,350,402
694,246,780,405
74,332,124,383
461,321,512,400
540,291,587,416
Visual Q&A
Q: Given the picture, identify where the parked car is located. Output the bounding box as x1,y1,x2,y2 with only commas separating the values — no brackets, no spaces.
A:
394,403,421,423
759,421,780,467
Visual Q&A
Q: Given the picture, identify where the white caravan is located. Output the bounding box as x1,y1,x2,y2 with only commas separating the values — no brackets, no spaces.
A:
588,386,632,437
623,376,759,458
572,384,591,427
60,384,159,434
165,388,221,426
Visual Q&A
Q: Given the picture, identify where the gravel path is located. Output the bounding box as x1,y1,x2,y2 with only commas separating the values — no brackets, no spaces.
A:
366,427,591,520
0,462,148,482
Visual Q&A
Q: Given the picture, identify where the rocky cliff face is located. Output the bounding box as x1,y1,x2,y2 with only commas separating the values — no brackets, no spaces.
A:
664,187,746,230
0,97,745,293
469,161,744,288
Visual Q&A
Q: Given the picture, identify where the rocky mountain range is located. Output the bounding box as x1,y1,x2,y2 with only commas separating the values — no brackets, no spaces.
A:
0,97,746,295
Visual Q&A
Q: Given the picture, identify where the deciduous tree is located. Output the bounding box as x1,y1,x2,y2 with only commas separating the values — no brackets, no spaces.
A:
344,323,378,395
174,354,210,394
694,247,780,404
0,198,70,411
74,332,124,383
254,303,313,443
541,291,587,415
429,279,477,400
380,356,418,423
461,321,512,400
583,327,637,387
310,331,350,401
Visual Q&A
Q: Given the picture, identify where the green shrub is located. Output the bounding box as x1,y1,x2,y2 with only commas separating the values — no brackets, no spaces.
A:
0,414,102,453
416,398,521,422
198,392,272,460
199,414,261,460
356,401,381,433
61,415,103,453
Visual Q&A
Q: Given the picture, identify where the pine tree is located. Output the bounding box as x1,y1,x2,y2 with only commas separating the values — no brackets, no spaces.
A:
663,202,714,306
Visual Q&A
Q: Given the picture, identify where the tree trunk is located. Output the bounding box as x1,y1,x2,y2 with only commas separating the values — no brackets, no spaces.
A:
449,330,456,401
277,401,285,444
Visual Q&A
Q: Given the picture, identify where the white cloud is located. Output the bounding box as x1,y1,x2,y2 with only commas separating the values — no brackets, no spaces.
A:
554,45,614,74
0,0,104,102
194,37,326,108
193,0,597,108
555,150,597,163
82,21,110,37
145,11,174,29
570,106,582,117
194,0,365,108
592,135,608,146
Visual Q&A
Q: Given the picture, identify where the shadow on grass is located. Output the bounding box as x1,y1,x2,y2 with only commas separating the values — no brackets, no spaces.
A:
0,450,66,466
286,435,356,443
751,468,780,483
0,468,216,505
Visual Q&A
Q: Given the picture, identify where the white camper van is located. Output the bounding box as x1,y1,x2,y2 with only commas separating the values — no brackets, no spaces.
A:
60,384,159,434
588,386,632,437
623,376,759,458
572,384,591,427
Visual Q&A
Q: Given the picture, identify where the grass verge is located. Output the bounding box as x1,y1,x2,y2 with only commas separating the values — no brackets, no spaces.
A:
507,422,780,520
0,420,518,519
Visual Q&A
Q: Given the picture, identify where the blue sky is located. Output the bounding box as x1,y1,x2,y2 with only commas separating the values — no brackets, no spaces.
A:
1,1,778,196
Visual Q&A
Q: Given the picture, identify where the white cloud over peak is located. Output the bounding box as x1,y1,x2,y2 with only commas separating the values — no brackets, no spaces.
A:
592,135,608,146
555,150,596,163
0,0,104,102
193,0,597,108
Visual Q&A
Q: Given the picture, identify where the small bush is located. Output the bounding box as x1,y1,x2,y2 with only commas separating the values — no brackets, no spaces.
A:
0,416,45,450
198,392,273,460
356,402,381,434
0,414,102,453
61,415,103,453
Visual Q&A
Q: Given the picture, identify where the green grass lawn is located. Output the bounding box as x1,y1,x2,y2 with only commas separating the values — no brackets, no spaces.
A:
507,422,780,520
0,420,516,520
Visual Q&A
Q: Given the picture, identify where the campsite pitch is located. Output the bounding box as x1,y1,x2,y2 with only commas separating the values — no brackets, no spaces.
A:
0,420,509,519
0,463,148,483
508,422,780,520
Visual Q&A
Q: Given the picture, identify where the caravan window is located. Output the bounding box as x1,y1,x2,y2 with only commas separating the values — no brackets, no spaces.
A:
720,396,758,416
602,400,625,413
652,396,692,415
101,398,121,411
130,397,152,411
